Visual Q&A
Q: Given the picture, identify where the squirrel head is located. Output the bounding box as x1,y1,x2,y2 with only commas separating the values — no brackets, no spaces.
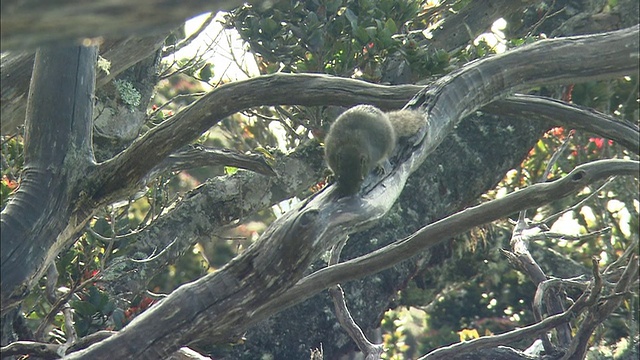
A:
329,143,371,195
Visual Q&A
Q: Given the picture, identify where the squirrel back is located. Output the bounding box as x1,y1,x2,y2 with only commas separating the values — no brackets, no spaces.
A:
324,105,424,196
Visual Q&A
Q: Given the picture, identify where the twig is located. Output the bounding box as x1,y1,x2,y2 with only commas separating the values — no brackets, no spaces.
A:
528,227,611,242
34,273,101,342
147,92,206,122
162,13,216,57
535,177,616,226
418,286,593,360
328,238,384,360
130,237,178,263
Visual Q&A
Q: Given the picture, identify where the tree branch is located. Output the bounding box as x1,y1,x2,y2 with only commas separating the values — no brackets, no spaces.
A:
143,144,276,184
0,46,97,315
484,95,640,152
251,160,639,325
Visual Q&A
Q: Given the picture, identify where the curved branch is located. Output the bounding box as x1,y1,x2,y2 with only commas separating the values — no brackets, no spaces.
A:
485,95,640,152
162,12,216,57
91,73,420,202
143,144,276,183
255,160,639,323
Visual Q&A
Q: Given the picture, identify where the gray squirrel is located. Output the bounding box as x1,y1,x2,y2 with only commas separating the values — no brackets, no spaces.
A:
324,105,424,196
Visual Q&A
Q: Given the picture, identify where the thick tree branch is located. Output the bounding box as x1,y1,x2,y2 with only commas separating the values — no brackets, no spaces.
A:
0,46,97,314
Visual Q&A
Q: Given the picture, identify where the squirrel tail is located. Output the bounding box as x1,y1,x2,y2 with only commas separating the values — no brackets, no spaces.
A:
387,109,425,139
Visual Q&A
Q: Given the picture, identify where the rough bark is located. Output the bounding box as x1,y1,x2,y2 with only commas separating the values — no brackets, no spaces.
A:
0,46,97,313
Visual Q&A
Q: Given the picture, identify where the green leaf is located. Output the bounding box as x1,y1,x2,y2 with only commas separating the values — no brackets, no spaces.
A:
199,63,213,82
365,26,377,39
384,18,397,34
306,11,319,26
72,300,97,316
354,26,370,44
260,17,280,37
325,0,341,13
345,8,358,30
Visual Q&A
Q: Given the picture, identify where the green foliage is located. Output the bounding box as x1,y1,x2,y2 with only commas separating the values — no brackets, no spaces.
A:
381,310,410,359
225,0,424,79
71,286,116,337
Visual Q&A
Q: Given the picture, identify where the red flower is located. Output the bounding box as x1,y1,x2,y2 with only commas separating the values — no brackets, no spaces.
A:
589,137,613,149
549,127,564,136
2,175,18,190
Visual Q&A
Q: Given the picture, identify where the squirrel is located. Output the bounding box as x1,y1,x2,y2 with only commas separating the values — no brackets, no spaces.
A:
324,104,424,196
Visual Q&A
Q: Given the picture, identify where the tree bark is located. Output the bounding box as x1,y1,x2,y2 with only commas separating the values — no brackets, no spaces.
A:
0,46,97,313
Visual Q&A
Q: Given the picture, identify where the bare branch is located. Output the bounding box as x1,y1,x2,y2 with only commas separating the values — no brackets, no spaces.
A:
1,340,62,359
563,247,639,359
328,238,384,360
143,144,276,183
163,13,216,57
484,95,640,153
417,288,593,360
